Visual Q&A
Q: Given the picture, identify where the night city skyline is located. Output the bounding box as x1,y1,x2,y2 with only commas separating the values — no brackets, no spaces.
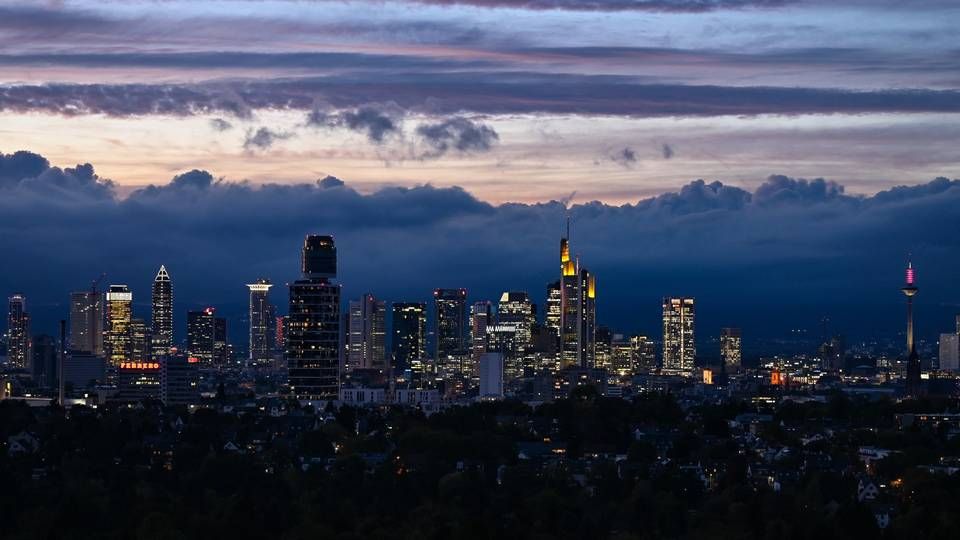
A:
2,2,960,538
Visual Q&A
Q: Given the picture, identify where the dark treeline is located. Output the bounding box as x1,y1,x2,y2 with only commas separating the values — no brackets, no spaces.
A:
2,390,960,539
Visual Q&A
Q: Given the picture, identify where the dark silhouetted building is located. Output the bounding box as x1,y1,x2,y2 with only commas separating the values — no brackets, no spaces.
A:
287,235,341,402
161,355,200,406
70,290,103,355
187,308,224,365
31,334,58,388
392,302,426,376
720,327,742,372
434,288,468,373
247,278,274,365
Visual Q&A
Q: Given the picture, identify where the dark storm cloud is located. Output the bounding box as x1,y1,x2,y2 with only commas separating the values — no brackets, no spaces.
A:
243,127,294,150
0,51,496,71
306,106,402,143
415,117,499,158
3,76,959,118
3,149,960,343
0,150,114,202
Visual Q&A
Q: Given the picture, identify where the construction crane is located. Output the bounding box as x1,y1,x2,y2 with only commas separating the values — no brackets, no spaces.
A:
91,272,106,294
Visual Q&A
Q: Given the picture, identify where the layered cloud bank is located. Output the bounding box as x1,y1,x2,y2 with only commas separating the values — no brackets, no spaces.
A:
2,150,958,344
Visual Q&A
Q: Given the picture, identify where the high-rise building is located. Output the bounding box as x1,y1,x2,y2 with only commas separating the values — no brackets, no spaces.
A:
545,280,561,338
662,297,695,373
610,336,634,375
488,292,536,379
498,292,535,351
31,334,58,388
214,316,228,365
939,333,959,372
151,265,173,358
6,294,30,369
392,302,426,375
631,335,657,371
129,318,151,362
105,285,133,367
902,261,922,396
69,290,103,354
247,278,274,365
287,235,342,401
470,300,493,366
720,327,742,372
187,308,217,365
347,293,386,372
161,355,200,406
558,223,597,369
594,325,612,369
479,352,504,399
434,288,468,372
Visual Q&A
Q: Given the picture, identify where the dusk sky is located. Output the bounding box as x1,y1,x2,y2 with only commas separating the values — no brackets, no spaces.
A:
2,0,959,347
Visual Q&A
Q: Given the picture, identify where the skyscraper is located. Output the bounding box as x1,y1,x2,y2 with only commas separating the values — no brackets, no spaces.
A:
347,293,386,372
543,278,563,361
214,316,228,365
247,278,274,365
31,334,57,388
579,269,597,368
490,291,536,379
70,290,103,354
433,288,468,373
392,302,426,375
558,221,597,369
470,300,493,366
720,327,742,372
187,308,217,365
902,261,922,396
129,318,151,362
287,235,341,401
105,285,133,367
662,297,695,373
6,294,30,369
151,265,173,358
939,333,958,372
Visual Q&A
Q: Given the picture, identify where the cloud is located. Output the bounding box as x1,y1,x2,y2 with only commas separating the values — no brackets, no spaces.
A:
319,175,345,189
4,77,958,119
610,147,638,168
315,0,798,12
662,143,674,159
306,106,401,143
243,127,294,150
210,118,233,131
0,150,114,202
415,117,499,158
3,150,960,347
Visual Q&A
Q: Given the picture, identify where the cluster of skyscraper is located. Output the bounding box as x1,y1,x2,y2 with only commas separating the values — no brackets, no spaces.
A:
4,225,750,404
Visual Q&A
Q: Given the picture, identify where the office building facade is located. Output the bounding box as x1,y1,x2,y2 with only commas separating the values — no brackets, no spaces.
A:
151,265,173,358
69,290,103,354
287,235,342,401
662,297,695,373
247,278,274,365
6,294,30,369
347,293,386,372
